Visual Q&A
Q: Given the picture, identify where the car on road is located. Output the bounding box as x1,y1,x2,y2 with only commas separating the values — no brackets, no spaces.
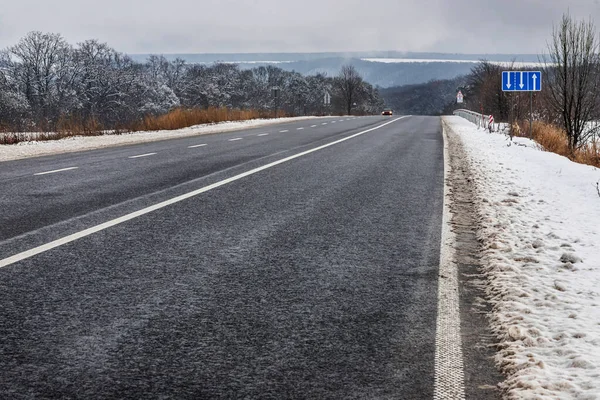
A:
381,109,393,116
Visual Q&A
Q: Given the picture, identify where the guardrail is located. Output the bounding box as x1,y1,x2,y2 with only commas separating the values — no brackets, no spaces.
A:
452,109,509,133
452,109,492,129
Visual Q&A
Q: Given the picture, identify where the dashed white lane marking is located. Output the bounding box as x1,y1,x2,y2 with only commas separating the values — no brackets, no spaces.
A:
296,127,304,130
322,123,328,125
228,138,243,141
188,144,207,148
339,119,344,122
257,133,269,136
331,121,336,123
433,125,466,400
310,125,317,128
279,130,289,133
33,167,79,176
0,116,408,269
128,153,156,159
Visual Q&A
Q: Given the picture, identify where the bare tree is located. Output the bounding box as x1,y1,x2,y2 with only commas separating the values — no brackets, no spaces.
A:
544,14,600,153
334,65,363,115
9,32,76,126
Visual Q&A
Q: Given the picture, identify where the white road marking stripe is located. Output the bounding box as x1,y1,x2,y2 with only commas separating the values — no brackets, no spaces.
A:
279,130,289,133
188,144,207,148
331,121,336,123
34,167,79,176
128,153,156,159
297,127,304,130
322,123,328,125
0,116,408,269
433,125,466,399
257,133,269,136
310,125,317,128
228,138,243,141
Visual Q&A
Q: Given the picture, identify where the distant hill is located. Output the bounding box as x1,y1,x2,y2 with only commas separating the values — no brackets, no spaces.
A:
380,76,469,116
128,52,540,88
268,58,475,88
129,51,541,64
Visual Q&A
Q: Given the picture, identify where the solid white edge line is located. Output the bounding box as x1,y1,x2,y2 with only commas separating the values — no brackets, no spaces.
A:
128,153,156,159
0,116,408,269
188,144,207,148
433,123,466,399
33,167,79,176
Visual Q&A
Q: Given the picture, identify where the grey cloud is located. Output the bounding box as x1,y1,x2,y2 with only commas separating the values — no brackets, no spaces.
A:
1,0,599,54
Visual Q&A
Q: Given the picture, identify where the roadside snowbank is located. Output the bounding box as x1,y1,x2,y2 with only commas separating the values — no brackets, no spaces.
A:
443,116,600,399
0,117,318,162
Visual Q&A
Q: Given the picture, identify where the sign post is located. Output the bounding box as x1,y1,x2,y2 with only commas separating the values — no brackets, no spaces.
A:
271,86,280,118
502,71,542,137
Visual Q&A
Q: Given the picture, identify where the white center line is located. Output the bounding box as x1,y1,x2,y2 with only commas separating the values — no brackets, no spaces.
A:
228,138,243,141
279,130,289,133
34,167,79,176
257,133,269,136
297,127,304,130
128,153,157,159
322,123,328,125
339,120,344,122
310,125,317,128
331,121,336,123
0,116,407,269
188,144,207,148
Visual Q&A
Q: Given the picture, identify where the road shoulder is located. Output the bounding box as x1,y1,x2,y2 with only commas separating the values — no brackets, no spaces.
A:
0,116,322,163
443,120,503,399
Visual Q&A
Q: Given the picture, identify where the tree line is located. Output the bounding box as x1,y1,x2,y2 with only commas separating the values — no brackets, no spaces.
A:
0,32,384,134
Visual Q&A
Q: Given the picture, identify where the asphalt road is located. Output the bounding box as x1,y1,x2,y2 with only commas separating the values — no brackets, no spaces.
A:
0,116,446,399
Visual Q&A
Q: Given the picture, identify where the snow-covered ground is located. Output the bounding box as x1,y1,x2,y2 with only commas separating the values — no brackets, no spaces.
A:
444,116,600,399
0,117,318,162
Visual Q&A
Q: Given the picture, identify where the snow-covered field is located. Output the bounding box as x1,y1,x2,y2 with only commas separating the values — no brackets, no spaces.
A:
362,58,545,68
0,117,318,162
444,116,600,399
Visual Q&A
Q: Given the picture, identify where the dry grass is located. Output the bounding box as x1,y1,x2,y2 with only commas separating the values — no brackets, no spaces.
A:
0,107,281,145
133,107,270,132
513,121,600,168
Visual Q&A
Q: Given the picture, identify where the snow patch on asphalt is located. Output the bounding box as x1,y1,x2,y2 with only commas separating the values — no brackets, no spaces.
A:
0,117,319,162
444,116,600,399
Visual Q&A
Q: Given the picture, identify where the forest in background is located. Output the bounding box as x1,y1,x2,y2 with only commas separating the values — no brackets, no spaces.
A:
0,32,383,140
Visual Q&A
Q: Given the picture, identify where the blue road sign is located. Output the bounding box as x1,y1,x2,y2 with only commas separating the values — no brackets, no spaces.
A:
502,71,542,92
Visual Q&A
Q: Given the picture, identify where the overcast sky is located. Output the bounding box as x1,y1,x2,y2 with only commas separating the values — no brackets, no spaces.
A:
1,0,599,54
